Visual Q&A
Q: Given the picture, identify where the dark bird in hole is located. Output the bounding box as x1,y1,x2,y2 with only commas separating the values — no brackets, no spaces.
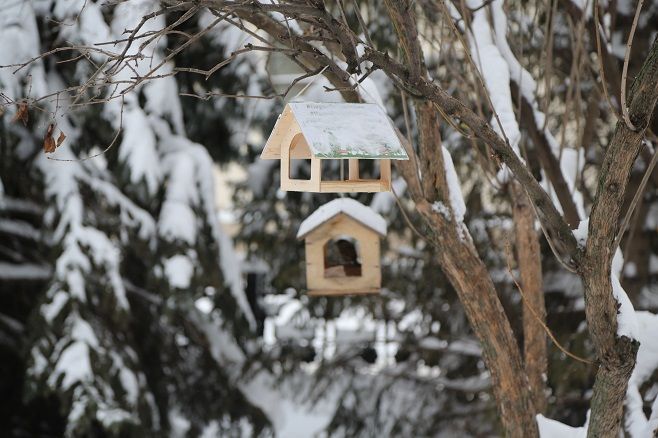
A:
335,238,359,266
324,238,362,277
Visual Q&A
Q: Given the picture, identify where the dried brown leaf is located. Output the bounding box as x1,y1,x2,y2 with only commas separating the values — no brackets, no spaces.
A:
43,123,56,153
56,131,67,147
12,102,28,126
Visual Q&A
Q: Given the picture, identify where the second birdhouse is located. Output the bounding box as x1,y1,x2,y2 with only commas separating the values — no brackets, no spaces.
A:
261,102,408,193
297,198,387,296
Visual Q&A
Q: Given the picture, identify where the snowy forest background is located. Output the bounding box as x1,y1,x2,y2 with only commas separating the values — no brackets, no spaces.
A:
1,0,658,436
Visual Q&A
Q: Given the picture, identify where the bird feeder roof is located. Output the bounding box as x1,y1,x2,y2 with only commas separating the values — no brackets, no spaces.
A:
297,198,387,239
261,102,408,160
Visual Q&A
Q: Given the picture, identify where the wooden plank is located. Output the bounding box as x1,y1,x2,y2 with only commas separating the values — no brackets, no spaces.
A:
379,159,391,191
311,157,321,191
307,288,380,296
319,180,384,193
348,159,359,180
261,106,294,159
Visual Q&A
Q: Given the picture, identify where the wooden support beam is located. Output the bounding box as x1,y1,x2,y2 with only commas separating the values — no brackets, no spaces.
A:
349,159,359,180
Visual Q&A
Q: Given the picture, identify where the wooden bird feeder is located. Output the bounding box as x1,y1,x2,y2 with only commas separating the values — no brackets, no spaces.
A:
261,102,408,193
297,198,387,296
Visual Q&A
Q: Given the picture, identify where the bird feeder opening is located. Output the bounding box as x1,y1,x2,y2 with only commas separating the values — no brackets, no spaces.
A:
323,236,362,278
288,133,312,181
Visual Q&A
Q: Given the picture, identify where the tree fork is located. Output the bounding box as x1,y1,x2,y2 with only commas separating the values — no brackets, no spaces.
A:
583,37,658,437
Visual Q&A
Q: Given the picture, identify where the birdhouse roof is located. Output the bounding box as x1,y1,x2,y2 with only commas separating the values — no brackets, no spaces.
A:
297,198,387,239
261,102,408,160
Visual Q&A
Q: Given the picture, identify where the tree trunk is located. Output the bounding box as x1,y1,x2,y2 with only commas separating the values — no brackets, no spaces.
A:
417,201,538,437
511,183,547,414
583,38,658,436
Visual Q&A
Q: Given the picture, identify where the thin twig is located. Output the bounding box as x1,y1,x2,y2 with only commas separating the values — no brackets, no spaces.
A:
620,0,644,131
47,97,125,162
594,0,620,119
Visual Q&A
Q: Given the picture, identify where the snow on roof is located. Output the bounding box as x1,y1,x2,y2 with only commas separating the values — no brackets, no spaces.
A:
262,102,408,160
297,198,387,239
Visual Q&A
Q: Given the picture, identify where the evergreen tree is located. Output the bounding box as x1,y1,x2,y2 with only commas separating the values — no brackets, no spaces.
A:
1,1,269,435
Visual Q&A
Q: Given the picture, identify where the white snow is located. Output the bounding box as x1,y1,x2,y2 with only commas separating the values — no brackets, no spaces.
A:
490,1,537,102
78,174,155,241
572,220,638,339
537,414,588,437
611,249,639,340
625,311,658,437
0,1,46,101
266,102,408,159
118,107,161,196
96,408,133,428
169,409,191,438
0,218,41,240
573,219,589,247
465,0,586,218
195,297,214,314
540,130,586,218
119,367,139,405
241,371,339,438
467,2,521,160
442,146,467,223
297,198,387,238
274,300,315,341
570,0,594,19
163,255,194,289
71,316,99,348
51,342,93,390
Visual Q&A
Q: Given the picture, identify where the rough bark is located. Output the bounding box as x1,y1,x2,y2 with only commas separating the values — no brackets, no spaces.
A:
511,183,548,414
417,201,538,438
583,37,658,437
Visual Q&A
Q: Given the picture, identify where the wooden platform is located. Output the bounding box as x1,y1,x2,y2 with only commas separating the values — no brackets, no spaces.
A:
319,179,390,193
307,288,380,296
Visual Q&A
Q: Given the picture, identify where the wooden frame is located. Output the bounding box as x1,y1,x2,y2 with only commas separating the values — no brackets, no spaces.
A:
302,214,381,296
263,103,403,193
281,137,391,192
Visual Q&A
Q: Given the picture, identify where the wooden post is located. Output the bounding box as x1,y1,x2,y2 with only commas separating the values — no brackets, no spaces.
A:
349,159,359,180
281,137,292,191
380,159,391,191
311,157,321,191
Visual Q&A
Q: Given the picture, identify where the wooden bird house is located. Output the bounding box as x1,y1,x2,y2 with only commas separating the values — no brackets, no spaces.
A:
261,102,408,193
297,198,387,296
